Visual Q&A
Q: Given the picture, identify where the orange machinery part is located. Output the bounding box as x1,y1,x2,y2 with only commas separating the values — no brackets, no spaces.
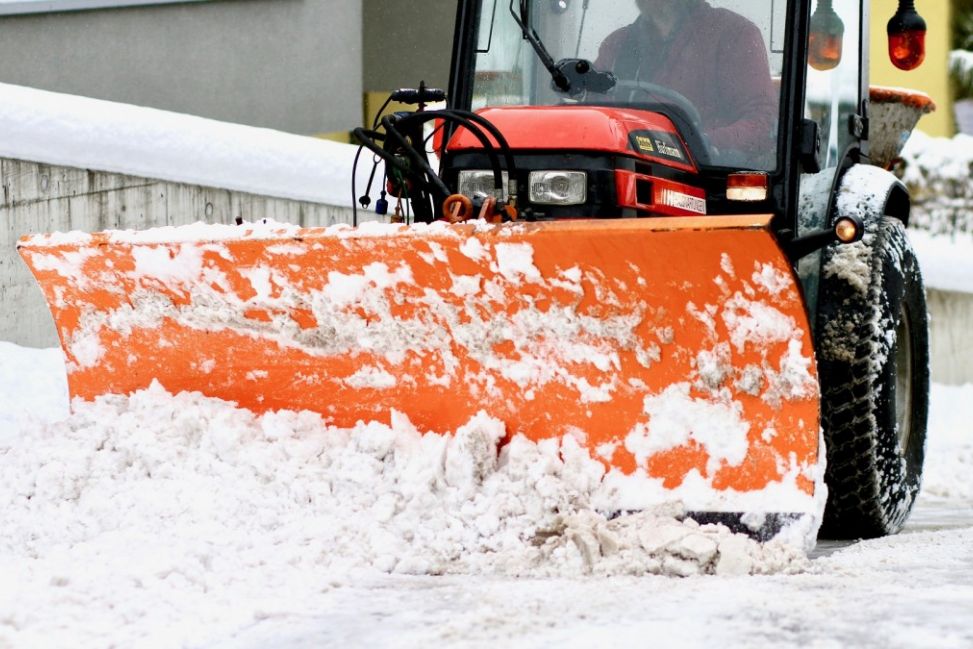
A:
18,216,820,497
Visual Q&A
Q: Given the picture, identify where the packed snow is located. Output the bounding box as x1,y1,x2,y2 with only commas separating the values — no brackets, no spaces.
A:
0,340,971,648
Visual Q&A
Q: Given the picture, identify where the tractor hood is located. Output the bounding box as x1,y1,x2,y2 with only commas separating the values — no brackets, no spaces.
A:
446,106,700,174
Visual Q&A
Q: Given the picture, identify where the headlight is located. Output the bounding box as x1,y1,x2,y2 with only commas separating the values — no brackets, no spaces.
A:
458,170,509,199
528,171,587,206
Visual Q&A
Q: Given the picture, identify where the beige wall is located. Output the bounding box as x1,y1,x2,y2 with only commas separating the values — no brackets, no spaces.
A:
870,0,954,136
0,0,364,135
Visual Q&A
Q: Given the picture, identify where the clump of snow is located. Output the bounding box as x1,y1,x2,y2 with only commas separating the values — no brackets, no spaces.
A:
722,293,797,353
751,262,790,297
626,384,749,475
493,242,542,283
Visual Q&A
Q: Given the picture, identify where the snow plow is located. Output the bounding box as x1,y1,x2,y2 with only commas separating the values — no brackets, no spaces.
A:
18,0,932,541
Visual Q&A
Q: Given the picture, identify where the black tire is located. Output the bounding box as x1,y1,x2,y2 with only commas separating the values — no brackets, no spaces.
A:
816,217,929,539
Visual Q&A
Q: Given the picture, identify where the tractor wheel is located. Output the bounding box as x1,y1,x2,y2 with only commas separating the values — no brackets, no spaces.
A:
816,217,929,539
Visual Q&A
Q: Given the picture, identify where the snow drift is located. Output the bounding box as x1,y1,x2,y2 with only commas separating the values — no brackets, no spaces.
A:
0,82,369,206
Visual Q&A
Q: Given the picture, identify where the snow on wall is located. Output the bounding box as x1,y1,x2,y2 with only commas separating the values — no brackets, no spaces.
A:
0,82,372,206
896,131,973,296
899,130,973,238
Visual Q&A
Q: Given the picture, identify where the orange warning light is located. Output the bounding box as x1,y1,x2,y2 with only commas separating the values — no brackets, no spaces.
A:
887,0,926,71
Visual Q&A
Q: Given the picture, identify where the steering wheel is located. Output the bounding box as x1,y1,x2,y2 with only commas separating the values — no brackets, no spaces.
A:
611,80,704,130
608,80,716,164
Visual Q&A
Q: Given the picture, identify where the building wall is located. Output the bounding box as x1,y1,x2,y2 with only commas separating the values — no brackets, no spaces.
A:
0,0,363,135
362,0,457,94
869,0,954,136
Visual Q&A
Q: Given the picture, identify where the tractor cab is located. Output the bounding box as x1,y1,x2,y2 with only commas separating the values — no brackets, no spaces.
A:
445,0,790,221
466,0,781,171
441,0,926,232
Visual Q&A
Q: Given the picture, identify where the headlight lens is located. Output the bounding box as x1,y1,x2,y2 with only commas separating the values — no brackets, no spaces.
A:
458,170,509,199
528,171,587,205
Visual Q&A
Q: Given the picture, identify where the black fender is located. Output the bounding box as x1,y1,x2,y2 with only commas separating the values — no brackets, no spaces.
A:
834,164,911,227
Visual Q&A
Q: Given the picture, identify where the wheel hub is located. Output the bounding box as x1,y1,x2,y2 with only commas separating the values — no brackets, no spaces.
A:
895,303,914,453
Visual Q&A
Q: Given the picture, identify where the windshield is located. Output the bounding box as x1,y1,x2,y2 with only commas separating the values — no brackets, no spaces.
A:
472,0,788,170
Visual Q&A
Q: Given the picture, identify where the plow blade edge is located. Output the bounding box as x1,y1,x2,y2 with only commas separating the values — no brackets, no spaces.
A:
19,216,822,518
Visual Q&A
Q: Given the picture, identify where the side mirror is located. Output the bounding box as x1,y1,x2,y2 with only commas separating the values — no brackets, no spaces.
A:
809,0,845,71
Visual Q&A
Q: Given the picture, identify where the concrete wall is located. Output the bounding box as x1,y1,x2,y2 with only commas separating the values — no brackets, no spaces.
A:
1,157,354,348
362,0,456,93
0,0,363,135
927,288,973,386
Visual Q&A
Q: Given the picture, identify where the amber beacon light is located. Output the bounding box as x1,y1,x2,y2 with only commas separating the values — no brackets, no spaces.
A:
887,0,926,71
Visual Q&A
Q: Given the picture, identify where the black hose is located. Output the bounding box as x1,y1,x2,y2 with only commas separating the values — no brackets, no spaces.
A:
389,112,507,193
440,109,517,181
351,144,364,226
380,115,452,200
392,110,516,195
353,109,519,223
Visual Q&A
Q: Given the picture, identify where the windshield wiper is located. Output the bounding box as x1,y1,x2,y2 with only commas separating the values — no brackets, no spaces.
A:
510,0,571,92
509,0,615,97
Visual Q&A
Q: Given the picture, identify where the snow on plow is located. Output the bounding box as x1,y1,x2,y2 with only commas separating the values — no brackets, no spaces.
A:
18,215,822,531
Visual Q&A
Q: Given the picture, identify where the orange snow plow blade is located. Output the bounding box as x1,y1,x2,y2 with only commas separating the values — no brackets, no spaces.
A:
19,216,821,516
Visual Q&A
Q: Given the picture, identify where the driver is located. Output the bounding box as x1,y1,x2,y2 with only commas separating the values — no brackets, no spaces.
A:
595,0,777,164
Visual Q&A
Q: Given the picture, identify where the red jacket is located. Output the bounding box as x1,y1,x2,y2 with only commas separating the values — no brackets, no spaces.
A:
595,2,777,164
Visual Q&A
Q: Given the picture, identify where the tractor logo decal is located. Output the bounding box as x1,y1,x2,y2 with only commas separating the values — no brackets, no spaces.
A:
633,135,655,153
630,130,686,162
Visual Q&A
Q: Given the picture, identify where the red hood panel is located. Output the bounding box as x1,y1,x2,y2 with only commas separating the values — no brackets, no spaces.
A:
446,106,698,173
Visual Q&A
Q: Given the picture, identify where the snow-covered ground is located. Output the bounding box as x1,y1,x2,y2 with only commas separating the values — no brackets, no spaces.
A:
0,341,970,649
